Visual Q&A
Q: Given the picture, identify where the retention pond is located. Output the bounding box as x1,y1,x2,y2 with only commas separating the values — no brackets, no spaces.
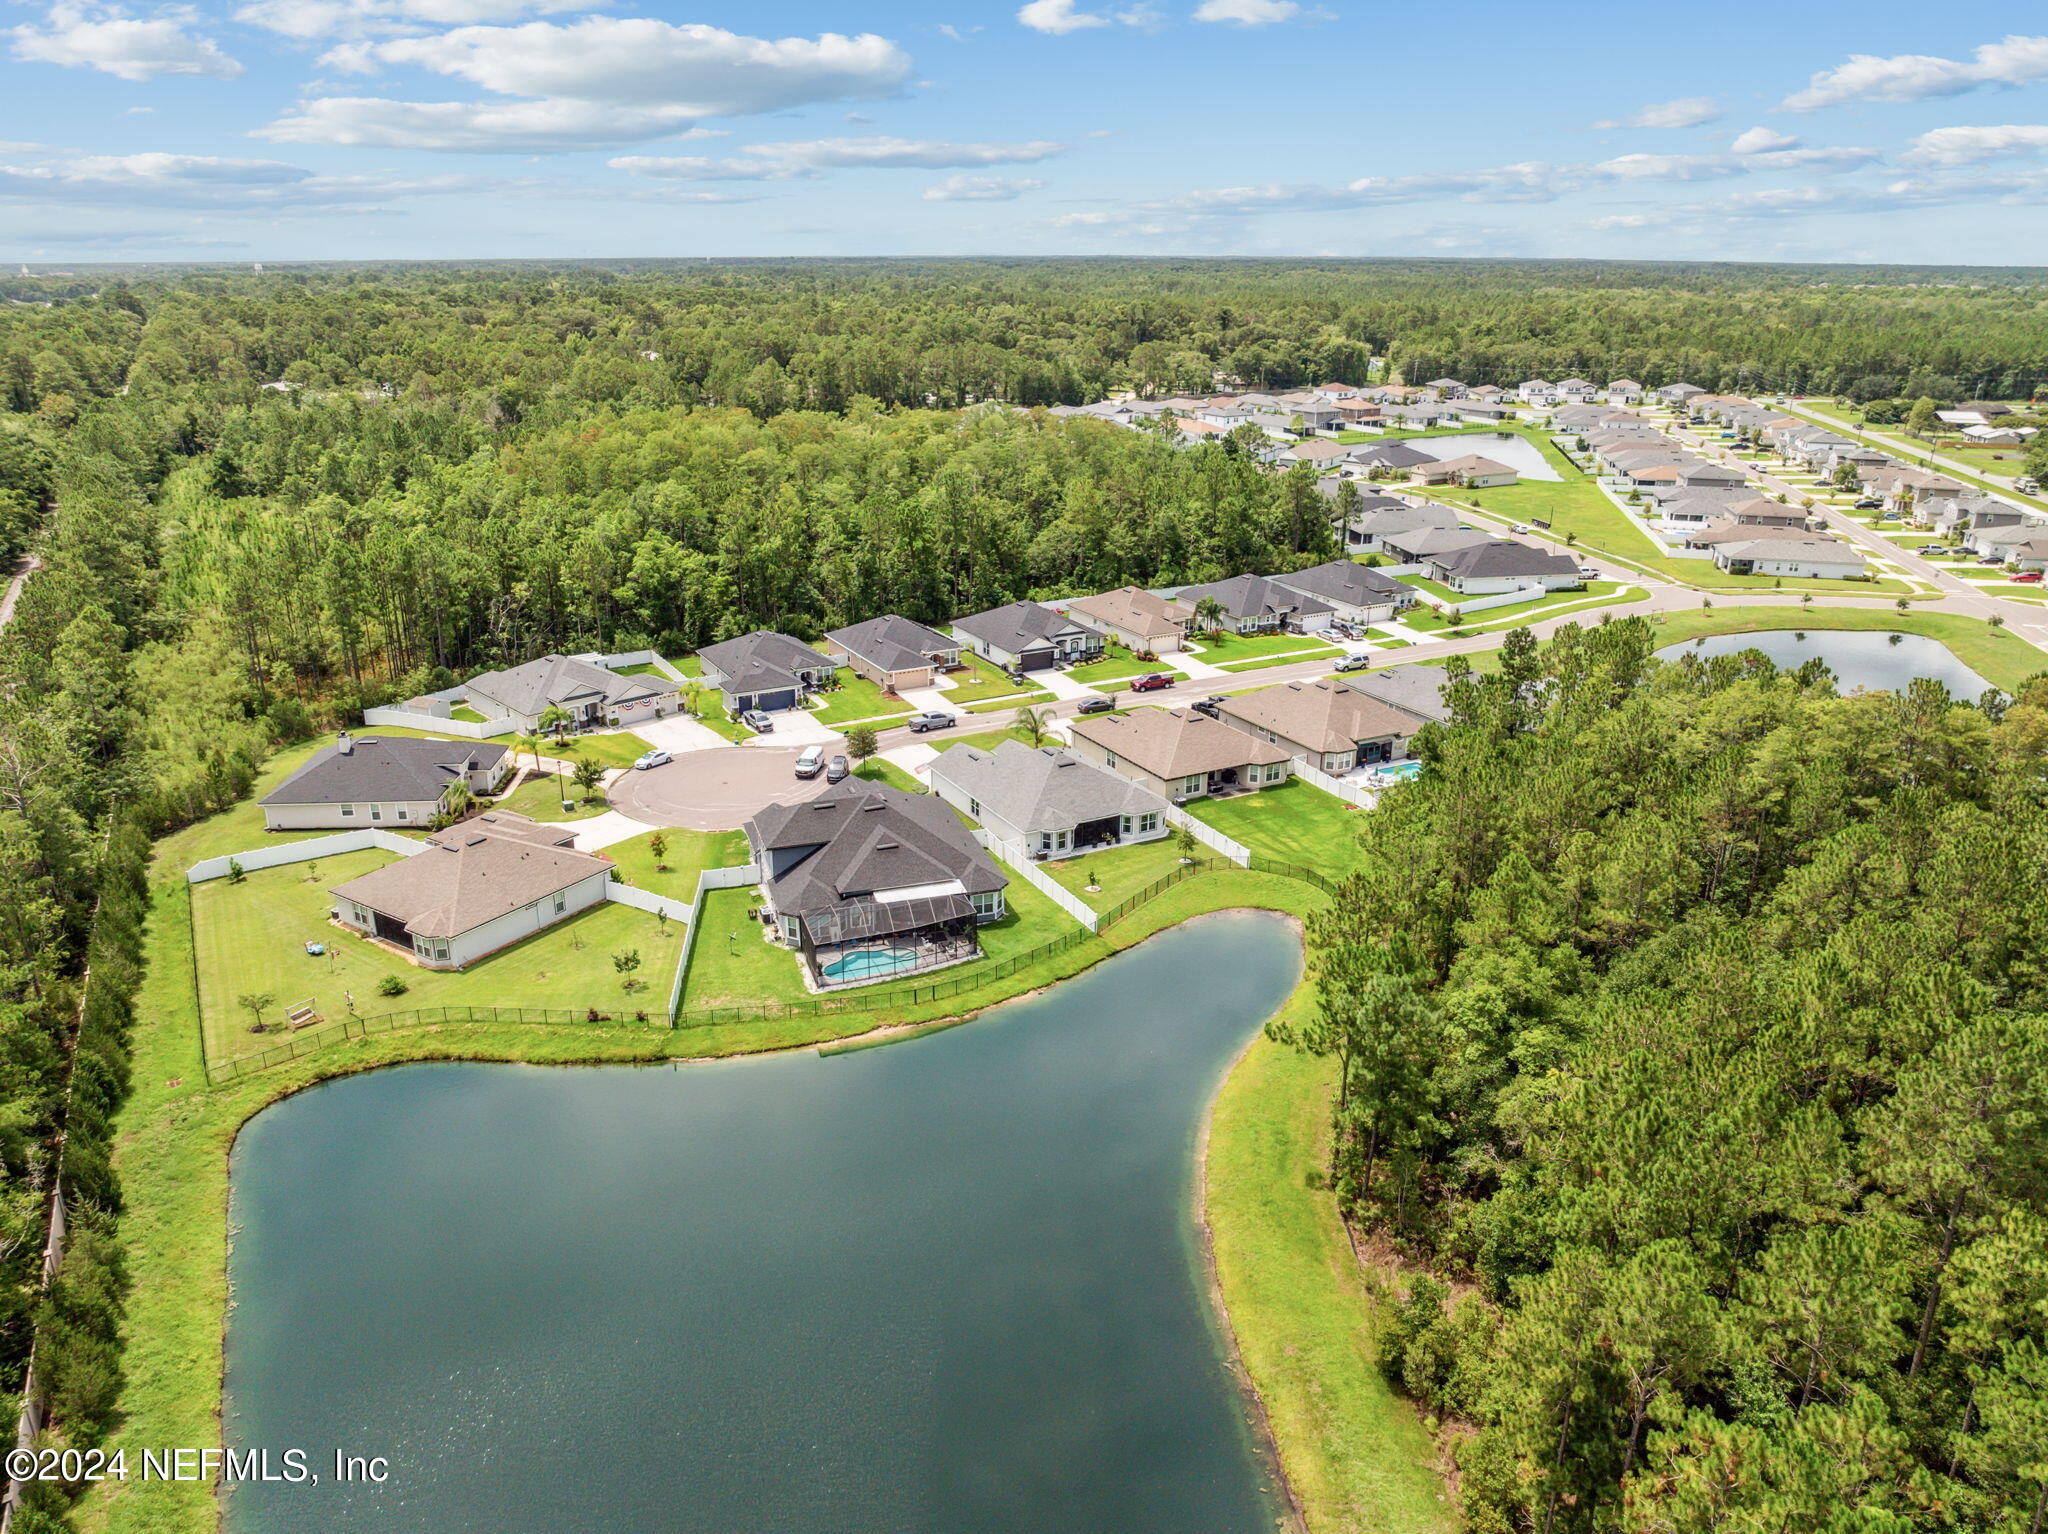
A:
1654,628,1992,696
224,911,1301,1533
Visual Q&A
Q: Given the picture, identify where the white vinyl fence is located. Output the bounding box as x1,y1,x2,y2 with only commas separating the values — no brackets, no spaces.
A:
972,831,1100,932
669,863,761,1019
603,879,693,924
185,828,426,883
1291,758,1376,808
1163,805,1250,865
360,706,513,739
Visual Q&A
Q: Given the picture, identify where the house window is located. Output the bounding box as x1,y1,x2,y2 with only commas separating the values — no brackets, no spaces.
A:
970,890,1005,921
780,915,800,945
968,797,981,819
396,806,409,821
552,890,566,916
1138,811,1160,835
370,804,383,821
1182,775,1204,796
349,903,368,925
340,804,355,818
1104,752,1118,769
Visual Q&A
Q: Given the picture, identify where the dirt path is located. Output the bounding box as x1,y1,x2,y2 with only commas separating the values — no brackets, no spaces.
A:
0,551,38,632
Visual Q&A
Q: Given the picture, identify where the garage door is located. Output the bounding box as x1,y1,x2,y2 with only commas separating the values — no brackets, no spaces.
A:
741,687,800,713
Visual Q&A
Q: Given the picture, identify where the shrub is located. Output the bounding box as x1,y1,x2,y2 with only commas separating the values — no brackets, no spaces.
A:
376,974,408,997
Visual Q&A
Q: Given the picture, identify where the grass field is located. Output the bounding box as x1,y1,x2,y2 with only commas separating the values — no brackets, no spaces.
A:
938,652,1054,707
191,852,681,1062
1070,651,1187,690
812,668,915,724
540,730,657,770
602,827,749,902
1190,779,1372,874
493,773,609,821
1186,629,1337,664
1042,837,1190,909
1207,1018,1456,1534
854,757,924,794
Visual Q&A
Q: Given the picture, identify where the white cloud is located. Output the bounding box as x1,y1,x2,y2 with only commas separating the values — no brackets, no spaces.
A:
263,20,912,151
611,136,1067,181
234,0,591,42
1780,34,2048,111
1729,126,1798,155
1591,172,2048,228
1192,0,1299,24
923,173,1045,200
1017,0,1107,33
1593,96,1721,130
1904,124,2048,166
9,2,241,81
0,149,488,212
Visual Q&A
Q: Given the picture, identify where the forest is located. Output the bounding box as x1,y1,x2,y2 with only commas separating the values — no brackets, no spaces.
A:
1299,620,2048,1532
0,260,2044,1531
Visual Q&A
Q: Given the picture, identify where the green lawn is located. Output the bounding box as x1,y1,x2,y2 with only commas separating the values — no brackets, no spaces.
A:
683,874,1081,1010
939,652,1054,707
449,705,489,723
947,725,1053,755
854,758,924,794
611,660,672,679
1207,1019,1456,1534
540,731,656,770
1069,651,1187,690
492,774,611,821
812,668,915,724
601,828,749,902
1043,837,1191,910
1215,645,1344,674
1186,629,1339,664
191,851,681,1062
1190,778,1372,875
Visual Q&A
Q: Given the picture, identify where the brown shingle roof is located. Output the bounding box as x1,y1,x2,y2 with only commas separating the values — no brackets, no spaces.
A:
1061,586,1195,641
1216,681,1425,755
329,812,610,939
1071,707,1290,780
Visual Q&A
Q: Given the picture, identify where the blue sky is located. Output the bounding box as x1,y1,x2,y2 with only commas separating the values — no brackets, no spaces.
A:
7,0,2048,262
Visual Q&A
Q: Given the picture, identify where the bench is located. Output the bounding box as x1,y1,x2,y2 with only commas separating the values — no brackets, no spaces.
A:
285,998,322,1030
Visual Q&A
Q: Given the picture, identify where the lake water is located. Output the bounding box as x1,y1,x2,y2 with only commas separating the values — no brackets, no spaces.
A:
1654,629,1992,696
224,913,1301,1534
1410,431,1561,481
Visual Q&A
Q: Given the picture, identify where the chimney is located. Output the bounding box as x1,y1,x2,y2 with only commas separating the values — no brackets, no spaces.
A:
337,731,354,756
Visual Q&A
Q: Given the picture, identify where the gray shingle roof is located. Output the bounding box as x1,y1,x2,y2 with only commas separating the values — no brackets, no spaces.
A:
698,631,833,697
749,780,1005,940
1267,559,1406,608
930,741,1168,832
825,615,957,674
262,735,507,807
952,600,1096,656
1431,540,1581,581
466,654,668,718
1175,573,1335,624
1343,664,1452,723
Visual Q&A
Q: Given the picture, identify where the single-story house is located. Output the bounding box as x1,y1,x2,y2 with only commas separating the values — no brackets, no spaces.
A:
1344,663,1452,723
1069,707,1292,803
1061,586,1195,655
952,600,1106,673
1339,499,1458,553
1682,520,1818,551
1278,437,1352,467
823,615,962,692
1997,535,2048,572
466,653,681,734
1426,540,1584,594
1458,402,1517,423
1216,680,1428,776
930,741,1170,860
1268,559,1411,624
1346,440,1437,473
1712,538,1868,580
329,811,612,970
1177,573,1336,636
746,780,1008,989
1964,521,2048,560
1675,463,1748,493
697,630,836,715
261,732,508,832
1379,525,1496,565
1412,454,1519,488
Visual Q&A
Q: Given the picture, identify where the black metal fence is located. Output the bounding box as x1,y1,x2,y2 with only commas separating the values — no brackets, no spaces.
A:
202,855,1337,1087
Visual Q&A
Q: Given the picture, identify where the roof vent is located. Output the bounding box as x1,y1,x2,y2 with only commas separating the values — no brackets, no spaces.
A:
336,731,353,755
1054,758,1076,768
466,835,486,846
876,841,899,851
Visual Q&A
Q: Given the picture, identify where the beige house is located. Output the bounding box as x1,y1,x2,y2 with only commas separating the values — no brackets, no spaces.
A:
1060,587,1196,655
329,812,613,969
1216,680,1427,775
1067,707,1291,802
1412,453,1519,488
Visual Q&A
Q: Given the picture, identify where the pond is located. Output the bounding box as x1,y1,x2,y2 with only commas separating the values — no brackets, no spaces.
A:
1409,430,1561,481
1654,629,1992,696
224,913,1301,1534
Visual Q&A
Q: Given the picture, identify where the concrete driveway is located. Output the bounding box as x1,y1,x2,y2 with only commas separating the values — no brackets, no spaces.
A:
607,744,835,831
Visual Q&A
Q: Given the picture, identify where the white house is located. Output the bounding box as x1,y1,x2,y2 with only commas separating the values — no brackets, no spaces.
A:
929,741,1170,861
260,733,508,832
1710,538,1868,580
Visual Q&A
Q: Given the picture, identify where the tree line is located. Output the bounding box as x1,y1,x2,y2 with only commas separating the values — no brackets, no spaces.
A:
1292,620,2048,1532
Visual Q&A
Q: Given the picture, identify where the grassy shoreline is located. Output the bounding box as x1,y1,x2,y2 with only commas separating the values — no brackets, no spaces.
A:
88,854,1439,1534
1646,605,2046,691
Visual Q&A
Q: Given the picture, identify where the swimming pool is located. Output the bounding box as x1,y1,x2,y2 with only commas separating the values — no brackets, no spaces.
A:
819,946,917,982
1371,760,1425,784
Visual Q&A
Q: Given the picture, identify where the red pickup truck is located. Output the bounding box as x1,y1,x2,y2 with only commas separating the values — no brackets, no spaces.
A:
1129,673,1177,693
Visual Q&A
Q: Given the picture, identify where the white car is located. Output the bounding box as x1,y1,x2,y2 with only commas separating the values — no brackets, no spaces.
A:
632,749,672,771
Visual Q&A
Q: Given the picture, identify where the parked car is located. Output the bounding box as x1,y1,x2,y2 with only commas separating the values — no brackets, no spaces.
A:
631,749,672,771
1129,673,1176,693
741,709,774,733
1577,564,1601,580
1333,654,1373,673
1510,523,1531,535
907,711,956,733
1854,498,1884,510
1980,555,2006,565
1191,696,1227,719
1922,546,1952,557
2014,571,2043,584
794,746,825,778
1076,696,1115,715
825,754,851,782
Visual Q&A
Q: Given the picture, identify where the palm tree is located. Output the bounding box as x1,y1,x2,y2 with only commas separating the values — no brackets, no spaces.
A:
515,732,543,778
442,781,475,822
1015,706,1048,748
537,703,572,745
1192,595,1228,638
